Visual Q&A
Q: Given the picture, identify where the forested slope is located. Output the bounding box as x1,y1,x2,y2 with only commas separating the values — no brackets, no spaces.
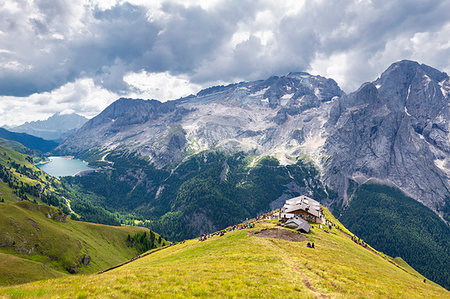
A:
339,183,450,289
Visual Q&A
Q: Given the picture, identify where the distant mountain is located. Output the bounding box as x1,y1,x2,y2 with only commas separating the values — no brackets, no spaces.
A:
8,113,88,141
0,128,58,153
55,72,343,166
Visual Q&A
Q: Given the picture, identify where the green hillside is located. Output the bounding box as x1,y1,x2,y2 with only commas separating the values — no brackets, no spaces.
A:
0,216,447,298
0,145,124,226
0,200,166,286
0,253,65,286
0,138,46,163
0,146,167,286
338,183,450,289
0,145,61,205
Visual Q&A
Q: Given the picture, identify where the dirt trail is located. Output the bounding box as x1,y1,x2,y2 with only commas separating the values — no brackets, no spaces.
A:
265,238,329,298
98,245,169,274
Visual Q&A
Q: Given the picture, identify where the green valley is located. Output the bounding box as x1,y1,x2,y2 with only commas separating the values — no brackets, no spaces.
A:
63,151,330,241
0,145,166,286
60,150,450,290
0,142,448,292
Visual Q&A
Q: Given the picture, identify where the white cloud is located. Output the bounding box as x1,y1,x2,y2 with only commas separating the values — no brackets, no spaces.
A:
124,71,201,101
0,0,449,125
0,78,118,126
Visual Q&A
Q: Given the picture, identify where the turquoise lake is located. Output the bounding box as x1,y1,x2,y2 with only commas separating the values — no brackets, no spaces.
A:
37,156,94,177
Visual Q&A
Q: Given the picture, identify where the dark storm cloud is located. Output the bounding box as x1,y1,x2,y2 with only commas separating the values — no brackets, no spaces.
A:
0,0,449,97
0,2,162,95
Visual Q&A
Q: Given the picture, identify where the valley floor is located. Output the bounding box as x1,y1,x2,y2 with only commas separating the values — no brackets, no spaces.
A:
0,218,447,298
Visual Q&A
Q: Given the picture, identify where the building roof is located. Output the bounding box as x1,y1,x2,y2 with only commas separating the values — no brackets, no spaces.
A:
284,218,311,232
285,218,308,226
296,222,311,233
282,195,321,217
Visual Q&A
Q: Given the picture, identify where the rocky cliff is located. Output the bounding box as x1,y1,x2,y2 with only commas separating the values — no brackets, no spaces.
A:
324,61,449,220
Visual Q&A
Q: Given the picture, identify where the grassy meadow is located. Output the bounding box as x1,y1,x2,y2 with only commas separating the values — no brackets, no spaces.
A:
0,217,447,298
0,200,163,286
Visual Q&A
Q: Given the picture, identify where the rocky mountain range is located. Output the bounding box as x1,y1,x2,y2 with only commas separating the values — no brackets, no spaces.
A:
8,113,88,141
56,60,449,222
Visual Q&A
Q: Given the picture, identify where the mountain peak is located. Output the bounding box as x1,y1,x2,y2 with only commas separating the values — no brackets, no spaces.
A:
379,60,448,84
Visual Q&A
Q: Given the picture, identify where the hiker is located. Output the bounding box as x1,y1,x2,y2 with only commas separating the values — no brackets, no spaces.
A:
307,242,311,248
312,243,315,249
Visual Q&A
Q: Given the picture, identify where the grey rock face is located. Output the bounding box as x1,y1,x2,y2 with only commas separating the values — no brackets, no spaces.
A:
56,74,342,168
324,60,449,219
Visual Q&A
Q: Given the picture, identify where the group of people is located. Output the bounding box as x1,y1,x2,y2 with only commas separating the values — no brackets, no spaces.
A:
172,240,186,246
198,222,256,242
307,242,315,248
324,219,369,249
130,254,142,262
351,235,368,248
324,219,340,230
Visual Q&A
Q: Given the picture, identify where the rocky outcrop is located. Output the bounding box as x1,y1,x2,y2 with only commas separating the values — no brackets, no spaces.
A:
81,254,91,266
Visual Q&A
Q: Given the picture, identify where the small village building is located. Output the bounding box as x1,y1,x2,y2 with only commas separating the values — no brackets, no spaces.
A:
279,195,323,223
284,218,311,233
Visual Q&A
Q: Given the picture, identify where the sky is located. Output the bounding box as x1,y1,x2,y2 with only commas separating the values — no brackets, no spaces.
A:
0,0,449,126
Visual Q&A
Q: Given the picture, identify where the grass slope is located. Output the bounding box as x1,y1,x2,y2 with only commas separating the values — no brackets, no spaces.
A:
0,253,65,286
0,138,46,163
0,218,447,298
0,200,165,286
338,183,450,289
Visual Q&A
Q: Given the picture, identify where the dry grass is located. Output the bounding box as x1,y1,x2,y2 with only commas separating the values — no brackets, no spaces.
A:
0,219,447,298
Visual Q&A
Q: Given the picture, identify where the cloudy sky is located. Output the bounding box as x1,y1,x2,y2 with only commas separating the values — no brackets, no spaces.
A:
0,0,449,126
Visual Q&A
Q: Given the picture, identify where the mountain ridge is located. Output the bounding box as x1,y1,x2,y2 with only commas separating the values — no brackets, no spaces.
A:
324,60,449,220
8,113,88,141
